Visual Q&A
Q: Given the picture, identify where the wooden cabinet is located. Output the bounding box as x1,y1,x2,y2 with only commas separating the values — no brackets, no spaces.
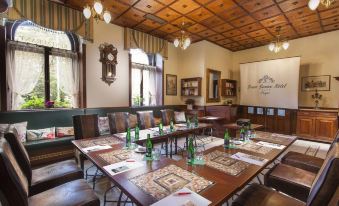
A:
181,77,202,97
296,110,338,143
221,79,237,97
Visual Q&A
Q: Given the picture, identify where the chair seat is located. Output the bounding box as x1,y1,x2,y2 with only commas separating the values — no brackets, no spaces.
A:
265,163,316,202
232,183,305,206
28,179,100,206
30,159,83,195
281,151,324,173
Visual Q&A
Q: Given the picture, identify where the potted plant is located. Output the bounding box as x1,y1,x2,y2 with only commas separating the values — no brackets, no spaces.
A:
185,99,195,110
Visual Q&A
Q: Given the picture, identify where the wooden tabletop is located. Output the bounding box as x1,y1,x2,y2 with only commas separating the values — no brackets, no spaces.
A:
224,123,264,130
72,131,297,206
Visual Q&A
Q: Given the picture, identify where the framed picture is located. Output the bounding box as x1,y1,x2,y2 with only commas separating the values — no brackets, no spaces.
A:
301,75,331,91
166,74,177,96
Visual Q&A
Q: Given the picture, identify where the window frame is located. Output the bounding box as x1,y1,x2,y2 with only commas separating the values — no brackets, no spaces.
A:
0,20,86,111
128,52,164,107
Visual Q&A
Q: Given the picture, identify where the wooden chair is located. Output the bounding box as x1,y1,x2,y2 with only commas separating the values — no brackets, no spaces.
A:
233,143,339,206
160,109,174,126
107,112,129,134
136,111,155,129
72,114,101,189
0,138,100,206
4,133,83,196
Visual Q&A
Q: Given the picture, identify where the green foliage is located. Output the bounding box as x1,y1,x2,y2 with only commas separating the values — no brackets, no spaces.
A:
132,95,143,107
21,96,45,109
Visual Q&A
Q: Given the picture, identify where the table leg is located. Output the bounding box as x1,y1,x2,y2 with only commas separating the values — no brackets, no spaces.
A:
170,138,173,158
165,140,168,157
175,137,178,154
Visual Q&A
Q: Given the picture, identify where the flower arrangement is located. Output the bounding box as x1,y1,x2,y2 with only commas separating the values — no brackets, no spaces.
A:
45,100,55,108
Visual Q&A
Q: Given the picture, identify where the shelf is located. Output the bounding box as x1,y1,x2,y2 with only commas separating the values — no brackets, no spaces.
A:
181,77,202,97
221,79,237,97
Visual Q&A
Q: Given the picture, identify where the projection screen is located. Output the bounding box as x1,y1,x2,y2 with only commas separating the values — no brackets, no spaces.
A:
240,57,300,109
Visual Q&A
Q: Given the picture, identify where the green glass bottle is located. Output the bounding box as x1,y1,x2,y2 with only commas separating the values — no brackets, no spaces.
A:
135,125,139,141
146,134,153,158
186,117,191,129
187,137,195,164
194,114,199,128
240,126,245,141
170,119,174,132
126,128,131,147
224,129,230,149
159,121,163,135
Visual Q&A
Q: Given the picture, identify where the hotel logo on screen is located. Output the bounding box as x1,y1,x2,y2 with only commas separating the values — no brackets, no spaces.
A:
248,75,287,95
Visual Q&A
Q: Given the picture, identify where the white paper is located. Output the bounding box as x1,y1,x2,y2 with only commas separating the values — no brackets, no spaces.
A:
203,116,219,120
151,188,211,206
103,160,143,176
256,141,285,150
82,145,112,153
272,133,297,140
231,152,268,166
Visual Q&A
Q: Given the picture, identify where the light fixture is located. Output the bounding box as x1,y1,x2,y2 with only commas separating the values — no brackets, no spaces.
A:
308,0,335,10
83,1,112,24
173,22,191,50
268,26,289,53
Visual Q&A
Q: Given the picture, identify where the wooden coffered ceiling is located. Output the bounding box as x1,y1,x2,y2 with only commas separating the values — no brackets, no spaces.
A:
61,0,339,51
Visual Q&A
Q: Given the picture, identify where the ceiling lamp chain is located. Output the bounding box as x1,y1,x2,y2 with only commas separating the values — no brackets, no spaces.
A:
83,0,112,24
173,22,191,50
268,26,289,53
308,0,336,10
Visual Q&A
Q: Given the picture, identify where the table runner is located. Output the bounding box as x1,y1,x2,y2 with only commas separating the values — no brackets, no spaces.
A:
236,141,272,154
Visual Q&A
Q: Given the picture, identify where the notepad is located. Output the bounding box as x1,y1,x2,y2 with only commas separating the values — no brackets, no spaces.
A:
82,145,112,153
231,152,268,166
103,160,143,176
256,141,285,150
151,188,211,206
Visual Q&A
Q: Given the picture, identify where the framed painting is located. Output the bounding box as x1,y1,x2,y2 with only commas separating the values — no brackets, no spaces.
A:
301,75,331,91
166,74,177,96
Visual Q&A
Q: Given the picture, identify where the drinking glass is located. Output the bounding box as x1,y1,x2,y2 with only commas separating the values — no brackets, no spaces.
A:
152,148,161,161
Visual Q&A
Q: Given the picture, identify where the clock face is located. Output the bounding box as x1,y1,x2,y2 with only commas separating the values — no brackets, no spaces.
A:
107,53,114,61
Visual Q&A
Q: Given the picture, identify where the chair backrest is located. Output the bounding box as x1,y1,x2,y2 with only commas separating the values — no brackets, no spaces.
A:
107,112,129,134
328,130,339,152
128,114,138,129
0,139,29,206
4,133,32,185
160,109,174,126
307,143,339,206
136,111,155,129
73,114,100,140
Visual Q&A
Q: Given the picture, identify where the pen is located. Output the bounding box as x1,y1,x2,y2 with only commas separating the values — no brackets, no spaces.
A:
174,192,191,196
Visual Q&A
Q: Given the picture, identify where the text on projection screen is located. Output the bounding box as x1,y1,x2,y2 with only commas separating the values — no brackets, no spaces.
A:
240,57,300,109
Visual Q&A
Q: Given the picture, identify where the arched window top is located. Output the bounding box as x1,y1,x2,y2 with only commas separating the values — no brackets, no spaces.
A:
130,49,149,65
14,21,72,50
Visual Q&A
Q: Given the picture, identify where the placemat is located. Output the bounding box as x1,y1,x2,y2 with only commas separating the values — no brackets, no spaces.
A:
204,150,249,176
98,149,134,164
129,164,214,200
78,137,122,148
236,141,272,155
254,132,295,144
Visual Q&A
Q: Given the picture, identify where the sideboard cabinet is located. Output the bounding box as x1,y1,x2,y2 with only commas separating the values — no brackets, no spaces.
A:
296,109,338,143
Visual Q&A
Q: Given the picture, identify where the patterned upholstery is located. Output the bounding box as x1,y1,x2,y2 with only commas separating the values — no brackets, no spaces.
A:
0,139,29,205
307,143,339,206
160,109,174,126
4,133,32,184
107,112,129,134
136,111,155,129
73,115,100,140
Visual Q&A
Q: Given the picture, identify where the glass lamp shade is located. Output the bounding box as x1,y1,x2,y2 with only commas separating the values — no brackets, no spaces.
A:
107,71,112,77
103,11,111,24
93,1,103,14
173,38,179,47
283,41,289,50
268,43,275,51
184,37,191,47
308,0,320,10
83,7,92,19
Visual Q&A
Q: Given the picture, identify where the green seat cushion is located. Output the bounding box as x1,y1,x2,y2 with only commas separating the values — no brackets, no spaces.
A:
24,136,74,152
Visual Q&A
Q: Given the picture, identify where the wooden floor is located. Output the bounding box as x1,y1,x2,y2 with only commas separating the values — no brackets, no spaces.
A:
82,136,330,206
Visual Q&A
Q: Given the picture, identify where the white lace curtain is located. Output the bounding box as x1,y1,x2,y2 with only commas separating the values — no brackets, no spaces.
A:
6,43,44,110
50,51,80,108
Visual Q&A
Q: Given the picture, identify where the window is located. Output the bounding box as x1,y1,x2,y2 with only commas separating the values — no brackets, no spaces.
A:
130,49,163,107
7,21,79,110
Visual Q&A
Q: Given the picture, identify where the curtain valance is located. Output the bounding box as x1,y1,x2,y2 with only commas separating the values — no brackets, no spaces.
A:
124,28,168,59
3,0,93,41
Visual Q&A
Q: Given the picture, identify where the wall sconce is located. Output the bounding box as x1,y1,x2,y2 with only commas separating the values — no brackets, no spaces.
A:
99,43,118,85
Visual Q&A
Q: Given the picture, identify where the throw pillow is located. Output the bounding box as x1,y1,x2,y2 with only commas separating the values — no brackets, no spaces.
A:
0,124,9,139
56,127,74,137
8,122,28,143
27,127,56,141
174,111,186,123
98,117,110,135
129,114,138,128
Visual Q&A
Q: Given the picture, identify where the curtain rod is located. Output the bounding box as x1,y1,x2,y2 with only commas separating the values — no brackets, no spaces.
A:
7,40,76,55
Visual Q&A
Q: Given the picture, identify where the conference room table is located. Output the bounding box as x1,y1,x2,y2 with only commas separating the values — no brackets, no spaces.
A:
72,130,297,206
224,123,264,138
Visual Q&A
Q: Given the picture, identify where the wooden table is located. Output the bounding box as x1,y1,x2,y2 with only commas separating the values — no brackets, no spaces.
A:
224,123,264,138
72,132,297,206
198,116,227,138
